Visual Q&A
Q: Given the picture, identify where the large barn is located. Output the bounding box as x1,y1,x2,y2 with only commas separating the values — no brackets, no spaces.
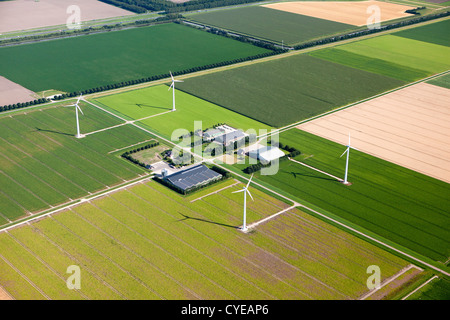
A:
248,146,285,164
163,164,223,193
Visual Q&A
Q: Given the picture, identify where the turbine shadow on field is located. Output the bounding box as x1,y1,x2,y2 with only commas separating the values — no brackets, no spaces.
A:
284,170,337,182
176,212,238,229
133,103,171,111
35,127,74,137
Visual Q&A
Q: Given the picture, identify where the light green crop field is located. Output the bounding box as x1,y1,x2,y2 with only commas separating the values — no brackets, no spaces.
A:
94,85,274,139
336,35,450,74
0,179,411,299
232,129,450,263
309,48,431,82
0,103,154,224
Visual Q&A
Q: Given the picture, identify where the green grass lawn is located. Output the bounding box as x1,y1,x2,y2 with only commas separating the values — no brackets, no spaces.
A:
177,54,405,127
0,23,270,93
95,85,273,140
188,5,355,45
0,179,410,299
0,104,153,224
237,129,450,263
336,35,450,74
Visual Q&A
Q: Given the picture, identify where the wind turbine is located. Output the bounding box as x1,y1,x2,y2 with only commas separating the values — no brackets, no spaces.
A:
168,71,183,112
340,133,357,185
232,174,254,232
65,94,85,139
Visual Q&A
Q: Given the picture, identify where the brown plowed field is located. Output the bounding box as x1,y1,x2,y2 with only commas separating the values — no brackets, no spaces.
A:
297,82,450,183
0,76,37,106
263,1,414,26
0,0,134,33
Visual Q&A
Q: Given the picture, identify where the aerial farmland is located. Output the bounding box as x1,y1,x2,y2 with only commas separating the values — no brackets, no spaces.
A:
0,0,449,307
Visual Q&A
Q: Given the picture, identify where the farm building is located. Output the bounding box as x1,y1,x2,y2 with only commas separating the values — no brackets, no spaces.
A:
203,128,224,141
163,164,223,193
215,129,246,146
248,146,285,164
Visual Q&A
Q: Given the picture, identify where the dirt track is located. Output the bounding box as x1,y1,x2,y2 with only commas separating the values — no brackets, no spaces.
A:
297,82,450,183
263,1,414,26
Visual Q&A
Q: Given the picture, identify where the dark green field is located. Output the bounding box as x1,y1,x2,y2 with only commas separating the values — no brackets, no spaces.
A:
233,129,450,263
188,6,355,45
394,19,450,47
0,104,152,224
177,54,405,127
0,23,269,93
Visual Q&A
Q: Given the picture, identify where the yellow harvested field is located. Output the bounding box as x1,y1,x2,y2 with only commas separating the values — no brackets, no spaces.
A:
0,0,134,33
297,83,450,183
262,1,414,26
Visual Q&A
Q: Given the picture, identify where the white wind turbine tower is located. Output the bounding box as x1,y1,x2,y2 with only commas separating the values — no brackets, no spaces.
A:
232,174,254,232
340,133,357,185
168,71,183,112
66,94,85,139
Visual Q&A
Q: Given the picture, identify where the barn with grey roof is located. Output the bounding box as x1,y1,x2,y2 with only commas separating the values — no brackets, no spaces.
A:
163,164,223,193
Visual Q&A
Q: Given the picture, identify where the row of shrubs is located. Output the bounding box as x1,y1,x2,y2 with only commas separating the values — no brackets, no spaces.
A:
121,141,160,168
0,98,50,113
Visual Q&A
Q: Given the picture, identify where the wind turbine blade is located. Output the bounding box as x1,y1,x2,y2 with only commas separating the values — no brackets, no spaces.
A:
77,105,84,115
232,189,245,194
246,189,254,201
169,71,174,81
174,79,183,83
246,174,254,189
340,148,349,158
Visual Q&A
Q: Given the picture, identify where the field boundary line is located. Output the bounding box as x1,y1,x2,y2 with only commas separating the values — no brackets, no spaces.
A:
190,180,241,202
0,249,50,300
6,231,89,300
288,157,343,182
245,205,297,232
359,264,423,300
0,174,153,234
401,275,439,300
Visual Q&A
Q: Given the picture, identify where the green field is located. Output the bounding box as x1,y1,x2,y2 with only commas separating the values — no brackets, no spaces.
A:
394,19,450,47
177,54,405,127
335,35,450,74
94,85,274,139
0,179,410,299
0,103,154,224
309,48,431,82
188,5,355,45
232,129,450,263
427,72,450,89
0,23,270,93
407,277,450,300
